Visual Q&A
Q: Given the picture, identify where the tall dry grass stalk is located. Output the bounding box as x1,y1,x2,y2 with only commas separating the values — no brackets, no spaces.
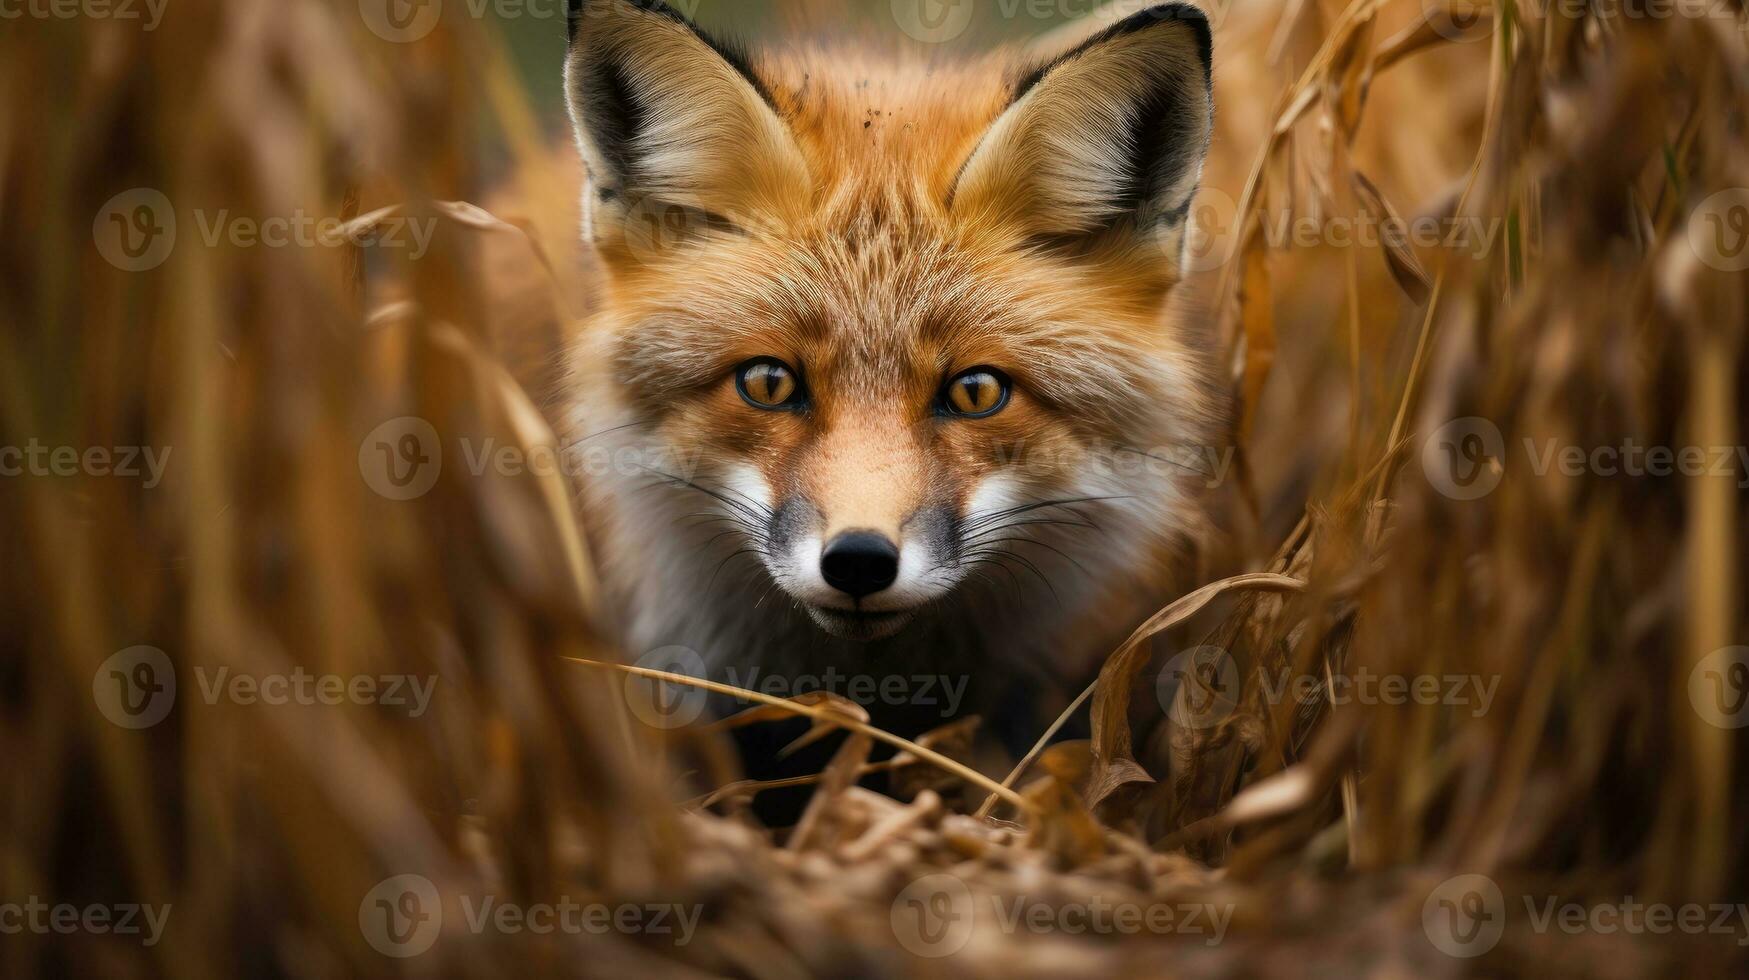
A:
2,0,1745,975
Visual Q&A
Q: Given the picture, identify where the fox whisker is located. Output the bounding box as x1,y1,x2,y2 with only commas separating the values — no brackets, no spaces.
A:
958,556,1024,600
1113,444,1215,477
961,547,1058,603
963,535,1090,578
707,547,768,592
960,495,1131,535
632,465,774,529
961,516,1102,546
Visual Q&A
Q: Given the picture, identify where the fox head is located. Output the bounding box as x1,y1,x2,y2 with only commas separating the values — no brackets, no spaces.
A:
563,0,1221,650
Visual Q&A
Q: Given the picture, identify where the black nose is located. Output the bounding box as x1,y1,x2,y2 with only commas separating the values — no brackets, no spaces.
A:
820,531,900,599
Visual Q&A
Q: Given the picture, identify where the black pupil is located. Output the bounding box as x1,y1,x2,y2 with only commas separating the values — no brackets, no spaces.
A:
749,364,787,403
959,375,991,411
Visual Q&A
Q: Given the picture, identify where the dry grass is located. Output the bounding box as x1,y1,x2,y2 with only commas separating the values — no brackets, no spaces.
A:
3,0,1746,976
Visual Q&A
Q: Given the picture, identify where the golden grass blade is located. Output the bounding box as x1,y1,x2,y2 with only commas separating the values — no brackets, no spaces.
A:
565,657,1035,816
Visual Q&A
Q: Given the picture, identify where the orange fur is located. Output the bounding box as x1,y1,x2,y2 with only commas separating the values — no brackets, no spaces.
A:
561,0,1223,715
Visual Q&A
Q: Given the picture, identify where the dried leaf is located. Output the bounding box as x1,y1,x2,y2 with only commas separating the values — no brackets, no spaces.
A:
1088,574,1308,810
1352,170,1433,306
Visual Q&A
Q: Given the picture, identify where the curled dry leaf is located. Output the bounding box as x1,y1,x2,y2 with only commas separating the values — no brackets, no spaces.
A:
1352,170,1434,306
1088,574,1309,811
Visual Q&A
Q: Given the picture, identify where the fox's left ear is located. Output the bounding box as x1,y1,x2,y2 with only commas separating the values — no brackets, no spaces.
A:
949,4,1213,261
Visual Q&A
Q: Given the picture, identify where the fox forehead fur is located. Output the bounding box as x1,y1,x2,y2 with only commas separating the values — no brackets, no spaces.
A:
561,0,1221,694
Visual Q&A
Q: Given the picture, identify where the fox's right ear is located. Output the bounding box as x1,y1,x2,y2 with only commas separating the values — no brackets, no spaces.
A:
563,0,809,248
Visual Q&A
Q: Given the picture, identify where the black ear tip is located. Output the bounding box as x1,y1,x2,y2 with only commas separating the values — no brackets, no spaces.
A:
567,0,691,45
1016,3,1216,101
563,0,692,42
1137,3,1214,82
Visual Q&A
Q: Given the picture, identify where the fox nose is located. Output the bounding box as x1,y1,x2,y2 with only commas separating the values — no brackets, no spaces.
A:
820,531,900,599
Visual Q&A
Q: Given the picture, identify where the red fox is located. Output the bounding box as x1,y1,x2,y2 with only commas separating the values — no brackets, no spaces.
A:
561,0,1220,725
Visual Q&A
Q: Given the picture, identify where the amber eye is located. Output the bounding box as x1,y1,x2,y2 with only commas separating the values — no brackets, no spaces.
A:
941,367,1010,419
735,358,803,410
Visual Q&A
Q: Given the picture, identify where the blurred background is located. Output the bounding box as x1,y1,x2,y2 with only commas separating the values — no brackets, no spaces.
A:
2,0,1746,976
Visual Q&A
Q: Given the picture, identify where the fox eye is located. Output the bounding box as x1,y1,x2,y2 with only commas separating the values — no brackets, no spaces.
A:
736,358,803,410
941,367,1010,419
